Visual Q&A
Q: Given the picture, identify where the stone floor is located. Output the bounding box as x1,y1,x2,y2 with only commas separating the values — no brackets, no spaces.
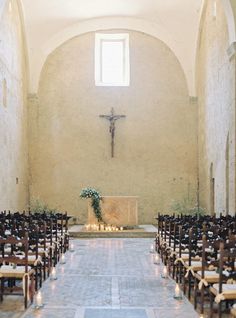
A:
0,238,200,318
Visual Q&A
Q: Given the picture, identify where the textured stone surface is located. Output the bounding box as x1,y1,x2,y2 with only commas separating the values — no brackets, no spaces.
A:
29,30,198,223
197,0,236,214
0,238,199,318
0,0,29,210
88,196,138,226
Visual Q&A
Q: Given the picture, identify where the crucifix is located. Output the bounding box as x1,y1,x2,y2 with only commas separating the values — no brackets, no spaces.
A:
99,108,126,158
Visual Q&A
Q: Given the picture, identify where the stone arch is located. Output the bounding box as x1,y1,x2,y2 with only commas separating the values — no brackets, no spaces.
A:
31,17,194,96
221,0,236,44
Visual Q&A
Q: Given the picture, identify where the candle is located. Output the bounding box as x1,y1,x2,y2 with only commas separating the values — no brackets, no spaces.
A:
150,244,154,253
174,283,182,299
60,253,66,264
153,253,160,265
69,242,75,252
120,227,123,231
50,267,57,280
35,290,43,308
162,266,168,278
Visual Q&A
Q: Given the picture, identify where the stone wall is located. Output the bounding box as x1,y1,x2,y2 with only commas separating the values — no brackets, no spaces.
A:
0,0,29,210
197,0,235,214
29,30,198,223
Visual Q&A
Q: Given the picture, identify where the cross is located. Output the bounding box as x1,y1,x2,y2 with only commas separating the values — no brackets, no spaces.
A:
99,108,126,158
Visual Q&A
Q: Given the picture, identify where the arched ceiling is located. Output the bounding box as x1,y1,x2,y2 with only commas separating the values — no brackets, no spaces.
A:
19,0,233,96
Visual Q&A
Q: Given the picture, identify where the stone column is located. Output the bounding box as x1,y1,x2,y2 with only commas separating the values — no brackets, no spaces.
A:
27,93,40,204
227,42,236,214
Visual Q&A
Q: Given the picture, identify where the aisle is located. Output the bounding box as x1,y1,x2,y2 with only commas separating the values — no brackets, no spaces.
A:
3,239,199,318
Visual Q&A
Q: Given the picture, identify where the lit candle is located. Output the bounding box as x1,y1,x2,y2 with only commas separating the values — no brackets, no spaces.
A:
120,227,123,231
153,253,160,265
35,290,43,308
69,242,75,252
116,227,119,231
150,244,154,253
50,267,57,280
162,266,168,278
100,224,104,231
60,253,66,264
174,283,182,299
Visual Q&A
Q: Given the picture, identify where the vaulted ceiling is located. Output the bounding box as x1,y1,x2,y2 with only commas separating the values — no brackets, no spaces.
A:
18,0,235,96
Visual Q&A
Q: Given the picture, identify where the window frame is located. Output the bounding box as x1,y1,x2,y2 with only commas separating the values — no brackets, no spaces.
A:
95,33,130,87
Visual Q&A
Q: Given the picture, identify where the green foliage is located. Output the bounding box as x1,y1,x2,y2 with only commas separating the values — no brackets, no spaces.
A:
30,198,57,215
170,197,207,216
80,188,103,222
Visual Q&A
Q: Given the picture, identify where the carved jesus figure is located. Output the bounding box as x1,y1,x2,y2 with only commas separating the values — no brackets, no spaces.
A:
99,108,126,157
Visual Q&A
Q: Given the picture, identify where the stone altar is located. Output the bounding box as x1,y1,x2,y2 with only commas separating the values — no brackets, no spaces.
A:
88,196,138,226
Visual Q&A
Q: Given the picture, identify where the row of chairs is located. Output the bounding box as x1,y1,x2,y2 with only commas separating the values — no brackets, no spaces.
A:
0,210,70,308
155,213,236,317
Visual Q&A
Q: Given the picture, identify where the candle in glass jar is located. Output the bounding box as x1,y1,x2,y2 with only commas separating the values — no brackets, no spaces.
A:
162,266,168,278
70,242,75,252
35,290,43,308
150,244,154,253
60,253,66,264
174,283,182,298
50,267,57,280
153,253,160,265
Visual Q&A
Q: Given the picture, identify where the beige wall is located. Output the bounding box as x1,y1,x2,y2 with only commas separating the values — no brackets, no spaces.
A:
0,0,29,210
197,0,235,214
29,30,198,223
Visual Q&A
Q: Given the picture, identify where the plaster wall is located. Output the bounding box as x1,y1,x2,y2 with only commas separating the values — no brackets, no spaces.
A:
0,0,29,210
29,31,198,223
197,0,235,214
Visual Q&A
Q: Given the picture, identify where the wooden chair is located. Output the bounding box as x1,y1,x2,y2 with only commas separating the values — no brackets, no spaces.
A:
194,234,220,315
0,233,35,308
209,241,236,318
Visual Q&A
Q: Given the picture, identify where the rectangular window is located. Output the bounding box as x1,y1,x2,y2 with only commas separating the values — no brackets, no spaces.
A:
95,33,130,86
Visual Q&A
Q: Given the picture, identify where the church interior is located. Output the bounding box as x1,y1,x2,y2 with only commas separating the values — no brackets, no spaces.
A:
1,0,236,317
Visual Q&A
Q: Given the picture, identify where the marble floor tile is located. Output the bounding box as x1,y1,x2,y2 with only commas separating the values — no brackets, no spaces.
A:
0,238,200,318
84,309,147,318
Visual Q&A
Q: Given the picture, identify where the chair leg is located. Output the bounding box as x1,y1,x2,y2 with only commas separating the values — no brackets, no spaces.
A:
218,301,222,318
200,286,204,314
35,267,38,291
0,277,4,301
188,274,192,299
172,260,176,279
24,275,28,309
194,278,198,310
43,258,46,280
210,292,214,318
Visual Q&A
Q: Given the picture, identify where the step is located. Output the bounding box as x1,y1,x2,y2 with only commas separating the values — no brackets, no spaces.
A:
70,231,156,238
69,224,157,239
